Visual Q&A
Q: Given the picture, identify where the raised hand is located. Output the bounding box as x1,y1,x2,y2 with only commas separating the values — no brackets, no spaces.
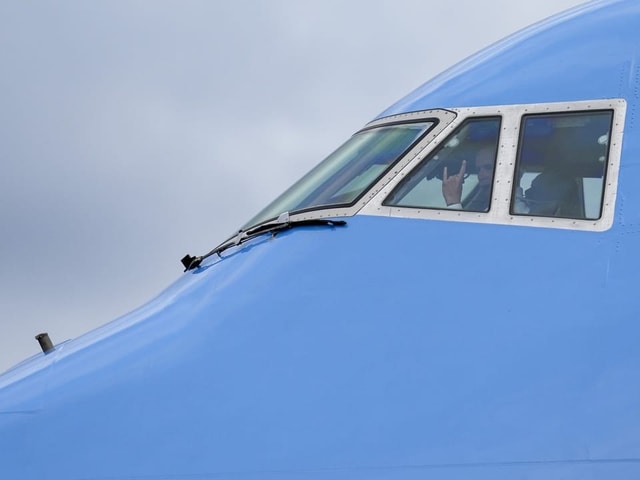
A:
442,160,466,206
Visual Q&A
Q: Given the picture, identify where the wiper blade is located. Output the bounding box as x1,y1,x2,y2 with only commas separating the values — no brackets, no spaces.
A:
245,211,347,236
180,213,347,271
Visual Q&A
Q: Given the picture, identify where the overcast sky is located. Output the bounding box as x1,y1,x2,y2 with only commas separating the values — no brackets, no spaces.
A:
0,0,587,372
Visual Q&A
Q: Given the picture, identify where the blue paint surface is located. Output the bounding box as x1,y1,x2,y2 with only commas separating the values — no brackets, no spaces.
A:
3,1,640,478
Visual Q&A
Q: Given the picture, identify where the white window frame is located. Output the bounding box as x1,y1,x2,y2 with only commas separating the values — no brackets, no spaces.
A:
358,99,626,232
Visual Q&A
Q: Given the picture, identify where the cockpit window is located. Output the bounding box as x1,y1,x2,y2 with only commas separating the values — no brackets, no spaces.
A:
242,120,436,229
511,111,613,219
383,117,501,212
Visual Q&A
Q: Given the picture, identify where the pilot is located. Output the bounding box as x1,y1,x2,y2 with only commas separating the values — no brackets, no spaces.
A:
520,171,576,216
442,145,496,211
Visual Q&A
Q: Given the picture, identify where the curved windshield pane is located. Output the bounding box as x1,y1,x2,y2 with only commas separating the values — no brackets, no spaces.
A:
243,121,435,229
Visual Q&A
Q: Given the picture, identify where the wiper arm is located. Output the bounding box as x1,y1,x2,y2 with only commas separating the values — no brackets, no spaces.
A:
244,211,347,236
180,212,347,271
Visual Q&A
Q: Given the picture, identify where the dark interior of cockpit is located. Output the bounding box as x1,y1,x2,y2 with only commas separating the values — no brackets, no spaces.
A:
514,110,612,219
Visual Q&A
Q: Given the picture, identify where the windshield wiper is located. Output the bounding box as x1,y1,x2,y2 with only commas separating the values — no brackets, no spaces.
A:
180,212,347,271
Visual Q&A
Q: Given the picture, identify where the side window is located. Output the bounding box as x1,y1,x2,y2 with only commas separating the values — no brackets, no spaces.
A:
384,117,501,212
511,110,613,219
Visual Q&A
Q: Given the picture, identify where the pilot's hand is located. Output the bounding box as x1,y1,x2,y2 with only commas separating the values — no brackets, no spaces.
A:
442,160,466,206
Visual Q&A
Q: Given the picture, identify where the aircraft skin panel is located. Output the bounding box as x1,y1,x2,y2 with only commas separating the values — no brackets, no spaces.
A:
2,216,640,478
4,0,640,478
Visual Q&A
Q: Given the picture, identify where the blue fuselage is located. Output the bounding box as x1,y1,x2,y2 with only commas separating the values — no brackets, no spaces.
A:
2,1,640,478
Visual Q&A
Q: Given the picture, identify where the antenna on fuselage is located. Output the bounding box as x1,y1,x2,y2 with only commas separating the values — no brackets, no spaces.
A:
35,332,55,354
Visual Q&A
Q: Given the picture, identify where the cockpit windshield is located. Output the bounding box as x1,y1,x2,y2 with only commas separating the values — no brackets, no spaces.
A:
242,120,436,229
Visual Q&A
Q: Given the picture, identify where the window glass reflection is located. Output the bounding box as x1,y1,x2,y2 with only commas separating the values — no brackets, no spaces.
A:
243,121,435,230
511,111,613,219
384,118,501,212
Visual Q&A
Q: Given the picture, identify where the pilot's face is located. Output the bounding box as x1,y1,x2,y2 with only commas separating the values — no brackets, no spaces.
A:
475,150,495,187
